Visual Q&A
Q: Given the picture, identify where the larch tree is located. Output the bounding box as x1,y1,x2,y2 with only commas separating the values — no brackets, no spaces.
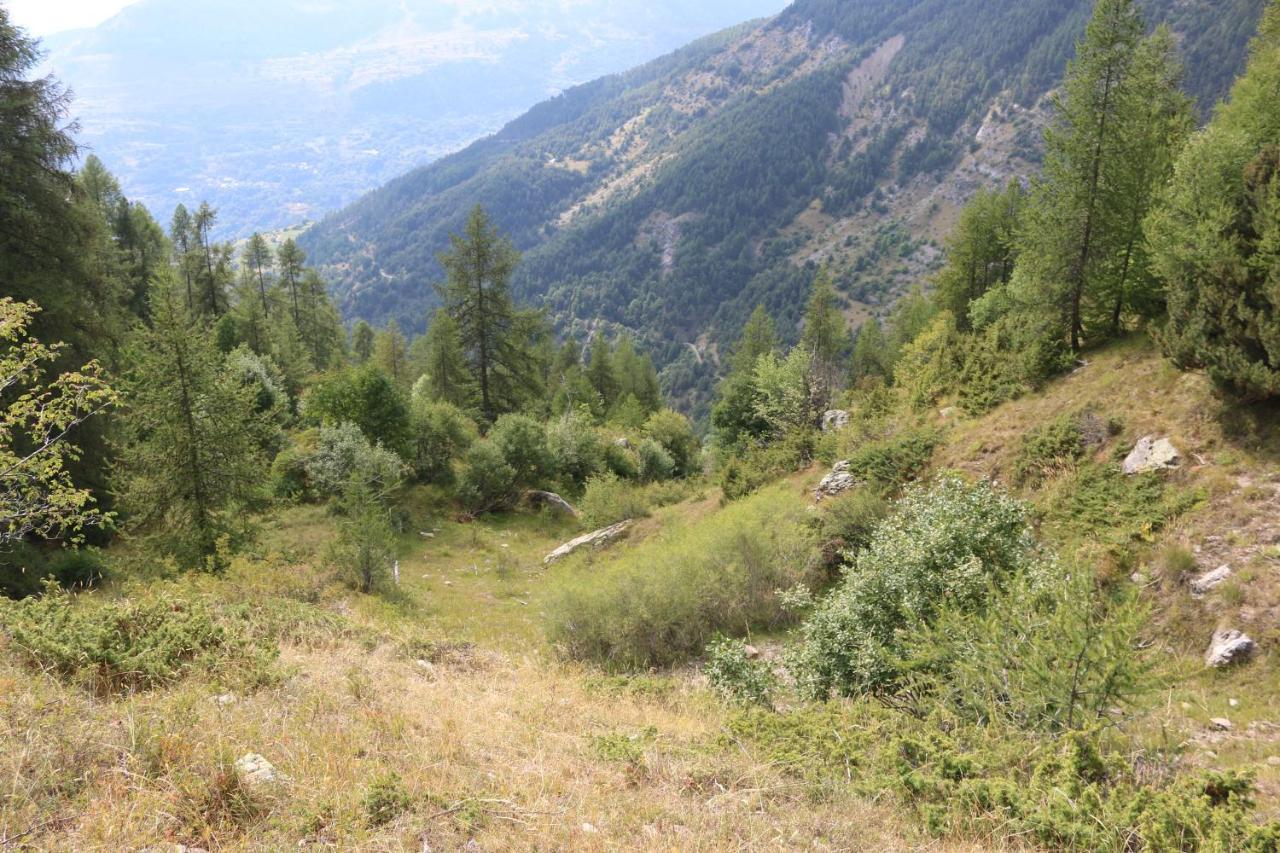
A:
277,238,306,328
373,320,410,389
351,320,376,364
437,205,525,423
115,272,266,570
800,269,848,410
243,232,274,318
414,309,476,409
1147,0,1280,399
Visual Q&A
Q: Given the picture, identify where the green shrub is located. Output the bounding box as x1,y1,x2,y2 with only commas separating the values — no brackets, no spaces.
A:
409,399,478,486
643,409,701,477
902,568,1151,731
305,422,405,499
1038,462,1200,549
457,440,517,514
490,413,555,489
1,584,276,693
269,439,312,500
789,476,1043,700
1011,412,1088,486
579,474,651,529
327,487,399,594
545,411,606,488
304,365,411,453
0,544,107,599
704,635,776,708
635,438,676,483
546,484,820,670
718,433,815,502
362,771,413,827
842,428,939,494
603,441,640,479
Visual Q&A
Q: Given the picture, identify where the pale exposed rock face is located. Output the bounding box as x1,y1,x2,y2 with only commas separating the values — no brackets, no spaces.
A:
544,520,632,565
1205,629,1256,668
235,753,283,786
527,490,580,517
1190,565,1233,597
815,460,857,501
821,410,850,432
1122,435,1181,475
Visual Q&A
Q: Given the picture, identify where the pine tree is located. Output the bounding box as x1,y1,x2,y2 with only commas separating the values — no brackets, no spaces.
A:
116,272,266,569
243,233,273,319
373,320,410,389
1148,1,1280,399
437,205,527,422
800,269,847,409
586,335,619,411
277,238,306,328
297,269,344,370
1015,0,1161,352
935,182,1026,329
191,202,227,316
731,305,778,376
351,320,375,364
414,309,476,409
612,334,662,415
170,204,198,311
850,317,890,383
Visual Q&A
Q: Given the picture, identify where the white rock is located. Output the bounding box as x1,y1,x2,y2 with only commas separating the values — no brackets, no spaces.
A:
1205,629,1256,668
212,693,237,707
1229,698,1240,708
1190,565,1233,597
815,461,857,501
1122,435,1181,475
544,521,632,565
235,753,283,786
1267,756,1280,767
1209,717,1233,732
743,645,761,660
581,823,598,834
939,406,958,419
821,410,850,432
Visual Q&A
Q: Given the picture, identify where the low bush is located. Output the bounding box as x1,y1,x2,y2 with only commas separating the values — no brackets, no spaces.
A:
409,399,478,486
603,441,640,479
546,411,606,489
842,428,939,494
490,414,554,489
579,474,651,529
718,432,815,502
305,422,404,500
788,476,1044,700
363,771,413,827
1,584,276,693
546,483,820,670
0,544,107,599
643,409,701,477
635,438,676,483
457,440,517,514
704,635,776,708
810,488,890,575
1038,462,1201,550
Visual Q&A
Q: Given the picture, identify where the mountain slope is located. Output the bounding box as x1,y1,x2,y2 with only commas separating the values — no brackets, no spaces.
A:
41,0,788,236
302,0,1266,408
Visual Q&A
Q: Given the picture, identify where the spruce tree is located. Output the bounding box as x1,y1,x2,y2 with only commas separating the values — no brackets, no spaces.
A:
800,270,847,410
277,238,306,328
731,305,778,375
1147,1,1280,399
243,233,273,318
373,320,410,389
850,317,890,384
116,272,266,569
586,335,619,412
935,182,1026,329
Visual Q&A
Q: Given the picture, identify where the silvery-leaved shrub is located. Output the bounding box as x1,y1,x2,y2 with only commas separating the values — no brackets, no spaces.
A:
305,422,404,499
788,474,1045,700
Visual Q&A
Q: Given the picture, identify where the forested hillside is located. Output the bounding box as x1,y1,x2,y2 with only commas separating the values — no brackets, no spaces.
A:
303,0,1266,412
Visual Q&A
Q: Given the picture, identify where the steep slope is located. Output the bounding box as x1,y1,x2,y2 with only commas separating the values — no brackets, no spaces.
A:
41,0,788,235
302,0,1266,409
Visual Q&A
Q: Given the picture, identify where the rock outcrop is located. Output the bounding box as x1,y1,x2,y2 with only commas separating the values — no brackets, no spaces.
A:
1205,629,1255,668
815,461,857,501
821,410,850,432
544,520,632,565
235,753,283,786
1190,565,1233,597
1122,436,1181,475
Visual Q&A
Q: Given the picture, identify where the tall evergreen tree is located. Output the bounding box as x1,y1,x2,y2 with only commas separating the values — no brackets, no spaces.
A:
115,272,266,569
170,204,198,311
850,316,890,384
1148,1,1280,399
243,233,274,318
935,182,1026,329
437,205,526,422
351,320,375,364
414,309,476,409
373,320,410,389
586,335,619,411
731,305,778,376
191,202,226,316
801,269,847,409
277,238,306,328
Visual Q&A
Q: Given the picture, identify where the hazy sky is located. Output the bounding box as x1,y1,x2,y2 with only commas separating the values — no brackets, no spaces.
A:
6,0,141,36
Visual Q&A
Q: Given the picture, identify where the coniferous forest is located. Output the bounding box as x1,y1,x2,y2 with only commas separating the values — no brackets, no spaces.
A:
3,0,1280,849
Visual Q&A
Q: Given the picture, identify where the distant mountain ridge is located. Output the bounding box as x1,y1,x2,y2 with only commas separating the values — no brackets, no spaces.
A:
40,0,788,236
301,0,1266,408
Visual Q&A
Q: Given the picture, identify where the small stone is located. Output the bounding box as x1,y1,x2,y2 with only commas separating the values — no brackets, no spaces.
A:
420,531,435,539
444,580,453,587
235,752,283,786
939,406,958,419
1229,698,1240,708
1130,572,1149,586
212,693,237,706
415,659,437,677
743,645,761,660
1190,565,1233,597
815,460,857,501
581,823,598,834
1209,718,1233,732
1266,756,1280,767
